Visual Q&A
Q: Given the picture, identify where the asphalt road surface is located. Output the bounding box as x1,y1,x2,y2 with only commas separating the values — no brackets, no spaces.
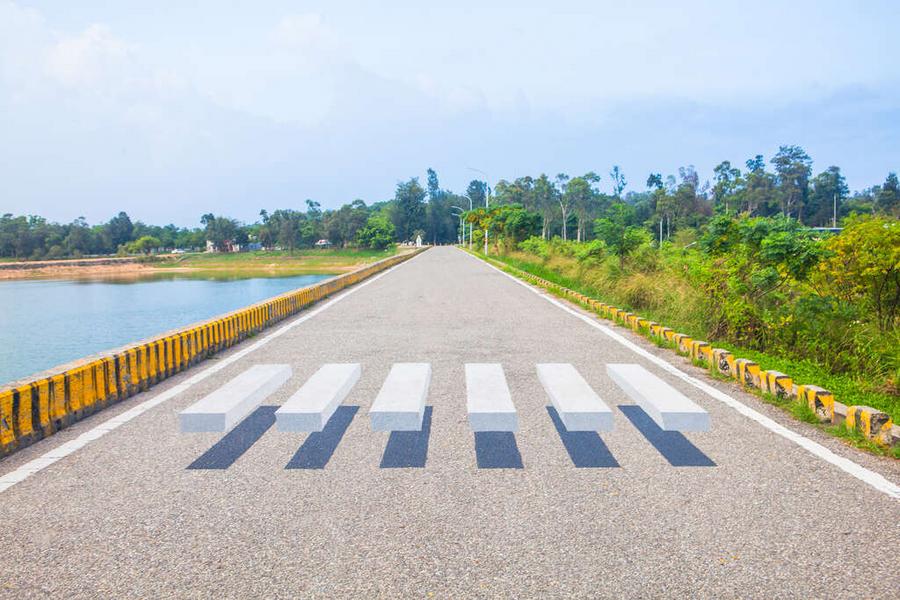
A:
2,246,898,599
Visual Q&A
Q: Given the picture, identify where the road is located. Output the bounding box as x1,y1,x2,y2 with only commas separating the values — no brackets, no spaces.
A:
1,246,898,598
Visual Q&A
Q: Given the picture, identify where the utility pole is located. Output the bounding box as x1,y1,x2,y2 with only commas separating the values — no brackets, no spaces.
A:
833,193,837,228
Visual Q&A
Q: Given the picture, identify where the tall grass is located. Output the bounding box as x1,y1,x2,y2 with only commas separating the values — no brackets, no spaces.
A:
497,246,900,423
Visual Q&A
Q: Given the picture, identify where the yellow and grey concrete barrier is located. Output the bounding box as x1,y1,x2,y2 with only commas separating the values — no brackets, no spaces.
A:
0,249,425,457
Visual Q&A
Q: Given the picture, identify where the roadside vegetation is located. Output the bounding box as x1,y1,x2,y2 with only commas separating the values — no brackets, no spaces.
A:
456,147,899,432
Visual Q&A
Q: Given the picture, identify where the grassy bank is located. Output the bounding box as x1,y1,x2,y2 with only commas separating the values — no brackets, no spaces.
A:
153,247,399,276
490,250,899,426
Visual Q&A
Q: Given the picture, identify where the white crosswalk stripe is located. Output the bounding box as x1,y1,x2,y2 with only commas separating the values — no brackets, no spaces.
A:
179,364,292,432
276,363,361,432
607,363,710,432
369,363,432,431
536,363,614,431
465,363,517,432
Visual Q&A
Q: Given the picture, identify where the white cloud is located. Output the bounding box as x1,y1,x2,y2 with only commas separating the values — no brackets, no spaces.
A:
271,13,339,54
46,24,131,87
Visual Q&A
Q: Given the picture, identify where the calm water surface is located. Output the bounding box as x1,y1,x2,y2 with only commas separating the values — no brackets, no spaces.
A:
0,274,331,386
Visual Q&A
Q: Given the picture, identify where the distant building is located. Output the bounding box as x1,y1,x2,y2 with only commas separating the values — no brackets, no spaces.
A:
315,239,333,248
205,239,243,253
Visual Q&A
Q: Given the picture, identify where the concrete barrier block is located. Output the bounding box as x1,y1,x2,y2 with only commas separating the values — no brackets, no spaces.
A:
733,358,761,388
0,389,14,450
846,405,893,444
796,384,835,422
763,370,792,398
661,328,675,342
648,323,661,337
690,340,710,362
673,334,693,356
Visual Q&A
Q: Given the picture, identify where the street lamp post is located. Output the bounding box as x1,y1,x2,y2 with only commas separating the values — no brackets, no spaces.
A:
451,207,465,246
468,167,491,255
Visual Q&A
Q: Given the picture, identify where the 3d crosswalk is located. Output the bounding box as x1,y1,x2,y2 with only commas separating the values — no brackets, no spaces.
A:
370,363,431,431
466,363,517,432
179,364,292,432
606,364,710,432
178,361,713,467
537,363,613,431
275,363,361,432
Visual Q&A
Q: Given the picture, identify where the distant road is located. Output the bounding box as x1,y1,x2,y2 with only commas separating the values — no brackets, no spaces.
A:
0,246,897,598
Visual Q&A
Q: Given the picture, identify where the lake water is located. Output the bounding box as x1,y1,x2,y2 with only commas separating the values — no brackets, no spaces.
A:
0,274,332,386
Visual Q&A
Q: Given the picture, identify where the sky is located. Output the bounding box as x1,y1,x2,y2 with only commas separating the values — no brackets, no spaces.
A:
2,0,899,227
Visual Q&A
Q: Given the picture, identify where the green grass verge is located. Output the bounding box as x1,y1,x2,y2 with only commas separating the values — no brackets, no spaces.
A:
481,251,900,426
154,247,398,275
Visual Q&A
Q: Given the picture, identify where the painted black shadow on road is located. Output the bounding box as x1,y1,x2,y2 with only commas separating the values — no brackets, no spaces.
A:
380,406,433,468
188,406,277,470
546,406,619,468
285,406,359,470
618,405,716,467
474,432,524,469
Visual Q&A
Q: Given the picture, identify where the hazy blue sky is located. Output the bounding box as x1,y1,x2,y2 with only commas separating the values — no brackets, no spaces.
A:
2,1,899,226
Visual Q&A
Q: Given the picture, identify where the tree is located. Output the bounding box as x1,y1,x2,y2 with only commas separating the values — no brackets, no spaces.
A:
201,213,239,252
107,211,134,250
807,166,849,226
737,159,777,216
610,165,627,198
125,235,161,255
532,174,556,239
357,214,395,249
817,216,900,332
712,161,741,214
771,145,812,220
593,203,650,266
746,155,766,173
325,200,370,247
555,173,572,240
465,180,487,208
391,178,427,242
64,217,93,257
876,172,900,216
646,173,663,190
426,168,442,201
565,174,599,242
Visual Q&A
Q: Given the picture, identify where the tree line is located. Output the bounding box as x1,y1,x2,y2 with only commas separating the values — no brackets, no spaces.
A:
485,145,899,248
2,145,897,260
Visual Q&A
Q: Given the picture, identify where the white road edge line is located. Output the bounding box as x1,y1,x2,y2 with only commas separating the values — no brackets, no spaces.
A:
0,251,425,494
465,250,900,500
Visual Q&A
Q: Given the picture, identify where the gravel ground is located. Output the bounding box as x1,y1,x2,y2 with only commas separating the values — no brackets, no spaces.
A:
1,246,898,599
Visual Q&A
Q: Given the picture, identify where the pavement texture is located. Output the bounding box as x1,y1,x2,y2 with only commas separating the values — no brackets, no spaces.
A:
1,246,898,599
